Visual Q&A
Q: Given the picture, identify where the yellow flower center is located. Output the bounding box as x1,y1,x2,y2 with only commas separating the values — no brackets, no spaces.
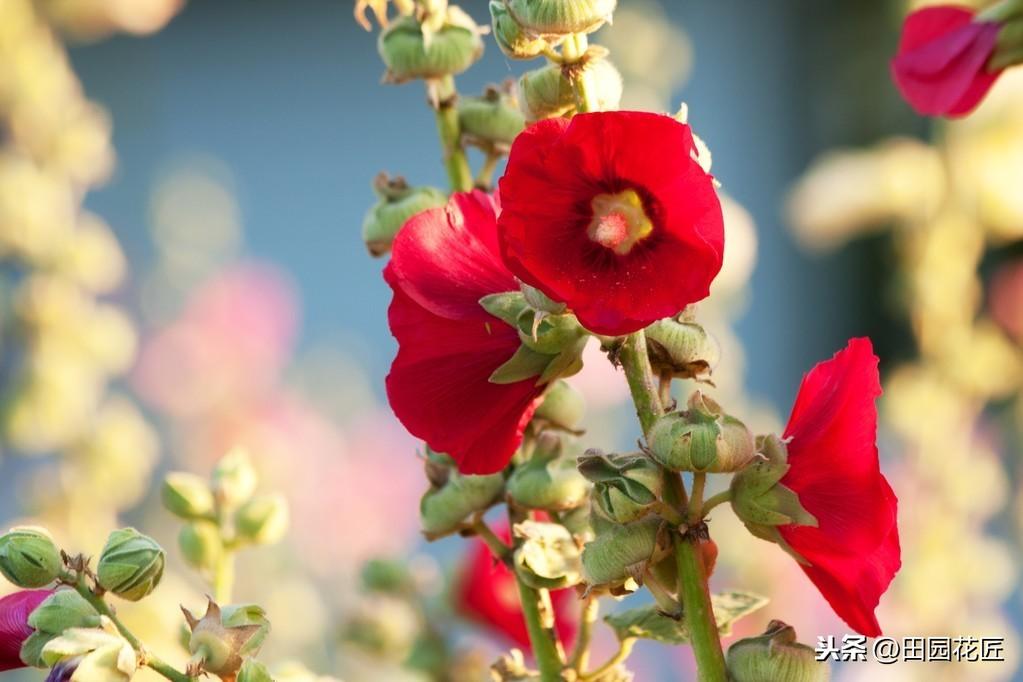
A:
587,189,654,255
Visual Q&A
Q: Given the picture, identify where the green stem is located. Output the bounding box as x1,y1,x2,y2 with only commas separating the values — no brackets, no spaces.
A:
515,579,565,681
213,550,235,604
569,593,599,672
581,638,635,681
701,490,731,517
472,516,512,561
432,76,473,193
688,472,707,523
977,0,1023,23
675,537,727,682
618,331,663,436
474,151,501,190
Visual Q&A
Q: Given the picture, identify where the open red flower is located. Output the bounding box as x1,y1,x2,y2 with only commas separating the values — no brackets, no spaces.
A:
454,524,577,651
891,5,1003,117
1,589,50,671
497,111,724,336
778,338,900,637
385,191,545,475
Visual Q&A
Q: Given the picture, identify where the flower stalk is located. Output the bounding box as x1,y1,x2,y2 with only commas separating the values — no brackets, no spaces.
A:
431,76,473,192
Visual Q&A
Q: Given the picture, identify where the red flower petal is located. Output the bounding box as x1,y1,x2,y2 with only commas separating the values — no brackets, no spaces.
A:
454,524,577,651
777,338,901,636
0,589,51,672
384,192,544,475
891,5,1002,117
498,112,724,336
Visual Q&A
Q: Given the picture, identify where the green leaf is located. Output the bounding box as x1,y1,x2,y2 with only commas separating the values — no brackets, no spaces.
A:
711,590,770,635
604,591,768,643
490,345,554,384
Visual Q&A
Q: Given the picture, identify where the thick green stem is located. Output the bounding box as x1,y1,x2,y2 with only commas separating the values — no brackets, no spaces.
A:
432,76,473,193
515,579,565,681
675,537,727,682
618,331,663,436
688,472,707,523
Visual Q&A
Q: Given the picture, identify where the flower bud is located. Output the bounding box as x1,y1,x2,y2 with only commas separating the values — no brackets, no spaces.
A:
96,529,165,602
420,463,505,539
27,590,102,636
644,317,719,380
578,450,664,524
235,494,289,546
517,58,622,121
727,620,830,682
513,520,582,589
581,517,661,587
458,84,526,149
507,432,589,510
377,7,484,83
360,557,415,594
212,447,258,512
490,0,550,59
0,527,62,588
342,594,420,659
237,658,274,682
161,472,215,520
183,600,270,679
178,522,223,574
41,620,138,682
647,393,755,473
533,380,586,431
505,0,617,36
362,174,447,257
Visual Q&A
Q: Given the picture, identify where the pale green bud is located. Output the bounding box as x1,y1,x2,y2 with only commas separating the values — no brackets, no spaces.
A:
578,450,664,524
420,462,505,539
0,526,62,588
507,432,589,510
458,85,526,148
517,57,622,121
212,447,258,511
235,494,289,546
727,621,830,682
580,517,660,587
183,600,270,678
647,393,755,473
28,590,102,635
360,557,415,594
238,658,274,682
378,7,484,83
362,173,447,257
644,317,719,381
342,595,420,659
505,0,617,36
490,0,551,59
178,521,223,574
161,472,215,520
40,620,137,681
96,528,165,601
533,380,586,431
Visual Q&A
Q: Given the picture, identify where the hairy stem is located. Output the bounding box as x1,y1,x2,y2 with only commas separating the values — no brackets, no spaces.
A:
618,331,663,436
431,76,473,193
515,579,565,681
675,536,727,682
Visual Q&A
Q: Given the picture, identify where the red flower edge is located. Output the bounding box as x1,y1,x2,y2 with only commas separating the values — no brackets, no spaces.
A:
0,589,51,672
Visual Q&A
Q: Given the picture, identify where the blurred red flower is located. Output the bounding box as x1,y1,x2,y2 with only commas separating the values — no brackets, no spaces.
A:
778,338,901,637
385,191,545,474
497,112,724,336
891,5,1002,117
0,589,50,672
454,524,577,651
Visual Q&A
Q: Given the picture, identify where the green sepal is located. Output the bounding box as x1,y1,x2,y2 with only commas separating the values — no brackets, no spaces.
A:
480,291,529,326
19,631,54,668
537,335,587,384
237,658,274,682
27,589,102,635
489,345,554,384
604,591,769,644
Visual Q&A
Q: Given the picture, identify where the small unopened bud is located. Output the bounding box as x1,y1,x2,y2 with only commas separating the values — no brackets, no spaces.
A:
505,0,617,36
362,174,447,257
458,85,526,149
647,393,755,473
342,594,419,658
360,557,415,594
533,380,586,431
0,527,62,588
28,590,102,635
420,466,505,538
237,658,274,682
727,620,830,682
507,432,589,510
212,448,258,512
378,7,484,83
183,600,270,679
517,58,622,121
580,517,660,587
490,0,550,59
235,494,289,546
96,529,165,602
161,473,215,520
513,520,582,589
178,522,223,574
578,450,664,524
645,317,719,380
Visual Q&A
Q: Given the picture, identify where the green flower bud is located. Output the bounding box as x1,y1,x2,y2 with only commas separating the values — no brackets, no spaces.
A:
342,594,420,659
513,520,582,589
96,528,165,602
40,619,137,681
533,380,586,431
490,0,551,59
580,517,660,587
507,432,589,510
362,173,447,257
0,526,62,588
420,465,505,539
517,57,622,121
458,84,526,149
178,521,223,574
238,658,275,682
378,7,484,83
647,393,755,473
161,472,215,520
212,447,259,511
360,557,415,594
644,317,719,381
727,621,830,682
578,450,664,524
183,600,270,678
505,0,617,36
28,590,102,635
235,494,289,546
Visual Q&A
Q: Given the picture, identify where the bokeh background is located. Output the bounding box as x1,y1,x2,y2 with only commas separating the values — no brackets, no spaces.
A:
1,0,1022,680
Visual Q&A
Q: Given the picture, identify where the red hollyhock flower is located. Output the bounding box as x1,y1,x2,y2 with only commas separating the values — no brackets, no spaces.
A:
498,111,724,336
891,5,1003,117
454,524,577,650
385,191,546,475
0,589,51,671
778,338,900,637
